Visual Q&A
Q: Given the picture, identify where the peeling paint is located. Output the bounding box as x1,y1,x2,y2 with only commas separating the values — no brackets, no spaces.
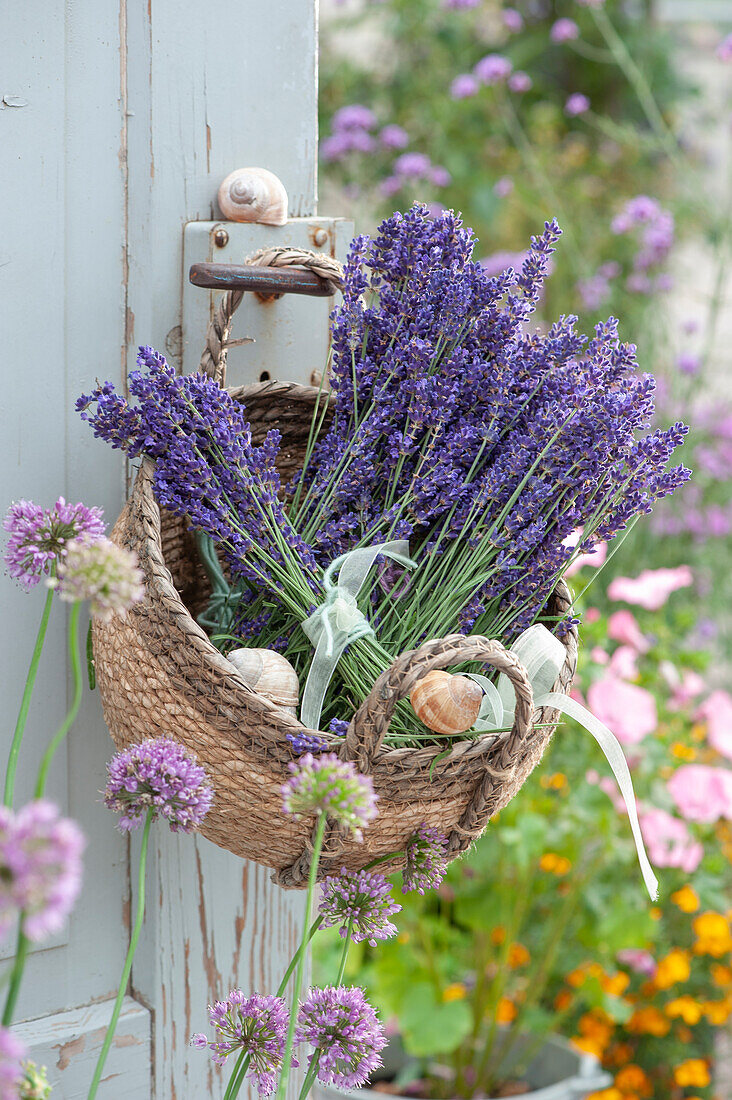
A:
56,1034,85,1072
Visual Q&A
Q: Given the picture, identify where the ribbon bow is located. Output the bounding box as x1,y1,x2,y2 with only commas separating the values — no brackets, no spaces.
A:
468,623,658,901
300,541,416,731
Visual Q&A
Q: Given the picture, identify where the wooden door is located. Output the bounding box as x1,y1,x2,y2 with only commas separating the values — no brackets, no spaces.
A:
1,2,327,1094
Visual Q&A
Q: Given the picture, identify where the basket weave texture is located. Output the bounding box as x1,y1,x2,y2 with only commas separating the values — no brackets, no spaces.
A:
92,253,578,889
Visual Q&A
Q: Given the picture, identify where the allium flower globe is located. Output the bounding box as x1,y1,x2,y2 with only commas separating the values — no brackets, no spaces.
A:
295,985,387,1089
104,738,213,832
51,535,144,620
0,1026,26,1100
403,823,449,894
3,497,104,588
282,753,377,838
319,868,401,946
191,991,289,1096
0,801,85,943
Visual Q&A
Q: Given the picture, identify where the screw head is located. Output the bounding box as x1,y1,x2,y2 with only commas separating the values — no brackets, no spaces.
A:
312,228,328,248
213,225,229,248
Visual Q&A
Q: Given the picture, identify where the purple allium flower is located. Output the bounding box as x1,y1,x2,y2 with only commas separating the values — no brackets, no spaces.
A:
3,498,105,589
494,176,514,197
450,73,479,99
565,93,590,116
191,991,289,1095
319,868,401,945
611,195,660,233
402,824,449,894
551,17,579,42
379,124,409,150
502,8,523,32
295,986,387,1089
508,71,532,93
717,32,732,61
0,801,85,943
393,152,432,179
474,53,513,85
626,272,652,295
429,165,452,188
282,754,377,838
332,105,377,132
50,535,144,620
286,732,330,754
0,1027,26,1100
104,737,213,833
379,176,403,198
677,352,701,376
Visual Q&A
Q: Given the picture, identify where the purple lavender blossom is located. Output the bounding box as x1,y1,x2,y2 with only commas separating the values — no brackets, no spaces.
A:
502,8,523,32
565,93,590,116
677,352,701,376
286,732,330,755
379,124,409,150
295,986,387,1089
551,18,579,42
282,754,377,838
104,738,213,833
0,1027,26,1100
0,800,85,943
191,991,288,1095
508,71,532,93
51,535,145,620
328,719,350,738
450,73,479,99
332,105,377,132
319,868,401,945
474,54,513,85
402,824,449,894
3,498,105,588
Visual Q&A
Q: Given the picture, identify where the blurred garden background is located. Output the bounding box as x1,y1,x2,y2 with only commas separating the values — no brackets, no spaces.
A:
315,2,732,1097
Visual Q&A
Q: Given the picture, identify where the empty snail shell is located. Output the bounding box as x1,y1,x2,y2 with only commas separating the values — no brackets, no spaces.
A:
217,167,288,226
227,648,299,714
410,670,483,736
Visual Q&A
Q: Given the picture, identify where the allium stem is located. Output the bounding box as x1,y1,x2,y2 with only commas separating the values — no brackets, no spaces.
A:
296,1055,321,1100
222,1052,251,1100
335,922,353,985
1,921,30,1026
276,813,328,1100
87,808,154,1100
35,601,83,799
4,580,54,808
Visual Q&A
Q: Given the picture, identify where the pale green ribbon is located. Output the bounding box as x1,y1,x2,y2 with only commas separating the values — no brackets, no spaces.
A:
468,623,659,902
300,541,416,732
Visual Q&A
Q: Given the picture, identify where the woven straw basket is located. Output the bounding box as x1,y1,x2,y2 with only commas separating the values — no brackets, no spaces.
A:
93,249,578,888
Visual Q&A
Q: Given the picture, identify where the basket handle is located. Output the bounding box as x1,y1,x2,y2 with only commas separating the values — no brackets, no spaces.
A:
198,246,344,386
344,634,535,773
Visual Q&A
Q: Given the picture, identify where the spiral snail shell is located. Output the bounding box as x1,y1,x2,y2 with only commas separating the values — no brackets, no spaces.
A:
217,167,288,226
227,648,299,714
410,670,483,736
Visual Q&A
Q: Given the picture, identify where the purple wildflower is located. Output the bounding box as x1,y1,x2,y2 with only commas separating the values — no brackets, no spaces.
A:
551,17,579,42
50,535,144,620
474,54,513,85
3,497,104,588
295,986,387,1089
494,176,514,197
0,1027,26,1100
0,800,85,943
565,93,590,116
191,991,289,1095
502,8,523,32
104,738,213,833
442,0,480,7
718,33,732,62
332,105,377,132
393,152,432,179
328,718,350,738
677,352,701,376
379,124,409,150
429,165,452,188
402,824,449,895
282,754,377,838
450,73,479,99
319,868,401,945
508,71,532,93
286,732,330,754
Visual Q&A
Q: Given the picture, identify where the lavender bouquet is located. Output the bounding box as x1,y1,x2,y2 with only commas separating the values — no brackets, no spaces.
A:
77,204,689,741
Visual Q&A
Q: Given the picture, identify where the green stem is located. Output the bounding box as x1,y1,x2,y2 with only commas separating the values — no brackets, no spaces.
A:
1,922,30,1026
335,922,353,985
297,1055,321,1100
87,809,154,1100
35,602,84,799
4,581,55,808
275,814,328,1100
223,1053,251,1100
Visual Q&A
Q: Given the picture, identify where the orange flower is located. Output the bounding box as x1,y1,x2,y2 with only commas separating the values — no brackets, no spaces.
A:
673,1059,710,1088
572,1036,605,1059
610,1042,634,1065
654,949,690,989
540,772,568,790
508,942,530,968
627,1006,670,1036
601,971,630,996
703,998,732,1025
712,963,732,987
587,1091,622,1100
496,997,516,1024
615,1064,651,1096
554,989,573,1012
671,742,696,760
490,925,506,946
691,721,707,742
665,996,703,1024
693,911,732,956
442,983,466,1003
539,852,572,875
649,906,662,921
576,1009,613,1054
670,884,700,913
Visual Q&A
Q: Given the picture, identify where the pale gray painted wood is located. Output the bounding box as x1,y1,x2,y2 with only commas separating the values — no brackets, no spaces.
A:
13,998,150,1099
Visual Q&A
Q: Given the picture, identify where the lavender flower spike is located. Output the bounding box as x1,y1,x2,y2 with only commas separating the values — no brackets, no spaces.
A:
282,753,377,839
191,991,289,1096
0,800,85,943
402,824,449,894
319,868,401,946
51,535,144,620
295,986,387,1089
104,738,213,833
0,1026,26,1100
3,497,104,588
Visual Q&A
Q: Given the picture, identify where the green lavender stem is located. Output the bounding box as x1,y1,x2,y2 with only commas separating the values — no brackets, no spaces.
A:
87,809,154,1100
4,581,55,808
35,602,84,798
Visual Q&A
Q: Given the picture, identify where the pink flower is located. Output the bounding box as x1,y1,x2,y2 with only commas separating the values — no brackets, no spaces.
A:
717,33,732,62
565,93,590,117
508,72,532,94
599,776,627,813
639,807,703,872
607,610,650,653
590,646,609,666
667,765,732,824
0,1026,26,1100
474,54,513,85
551,18,579,42
450,73,479,99
607,566,693,610
584,607,601,624
617,948,657,977
565,539,607,577
696,690,732,761
587,675,657,745
609,646,639,681
494,176,514,198
502,8,523,32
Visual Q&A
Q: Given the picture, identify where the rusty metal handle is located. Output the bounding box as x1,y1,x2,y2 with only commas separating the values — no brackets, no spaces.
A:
190,262,334,297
